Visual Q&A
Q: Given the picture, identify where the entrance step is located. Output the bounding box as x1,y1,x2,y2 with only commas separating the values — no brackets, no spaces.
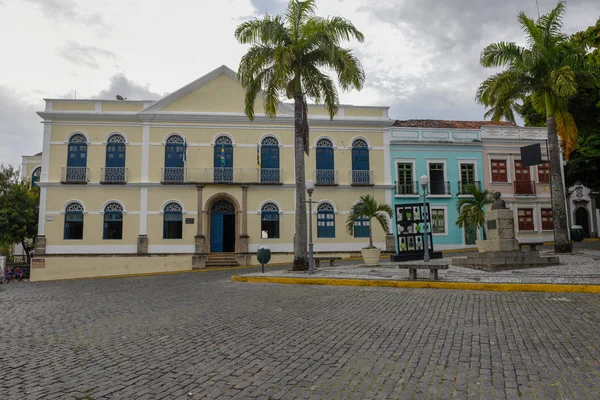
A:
206,253,239,268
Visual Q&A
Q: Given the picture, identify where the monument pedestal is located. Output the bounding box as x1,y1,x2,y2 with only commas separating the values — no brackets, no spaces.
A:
453,209,559,271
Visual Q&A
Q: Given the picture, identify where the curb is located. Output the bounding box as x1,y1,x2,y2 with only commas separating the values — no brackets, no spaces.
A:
231,275,600,294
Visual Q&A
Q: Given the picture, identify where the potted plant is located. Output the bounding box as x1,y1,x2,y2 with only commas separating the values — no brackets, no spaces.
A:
346,194,393,266
455,184,493,239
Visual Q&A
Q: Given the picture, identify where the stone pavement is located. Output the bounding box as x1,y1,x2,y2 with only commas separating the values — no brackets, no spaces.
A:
2,265,600,399
244,249,600,285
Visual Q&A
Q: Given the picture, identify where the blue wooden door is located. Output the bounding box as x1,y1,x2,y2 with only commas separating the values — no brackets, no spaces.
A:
165,143,184,182
261,145,279,183
68,143,87,167
316,147,334,184
106,143,126,182
214,144,233,182
351,148,369,184
210,214,224,252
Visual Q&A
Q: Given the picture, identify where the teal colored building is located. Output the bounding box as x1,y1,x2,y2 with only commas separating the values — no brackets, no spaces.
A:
384,121,486,251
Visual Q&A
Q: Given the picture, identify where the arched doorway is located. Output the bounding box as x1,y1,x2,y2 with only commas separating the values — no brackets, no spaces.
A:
210,199,236,252
575,207,590,238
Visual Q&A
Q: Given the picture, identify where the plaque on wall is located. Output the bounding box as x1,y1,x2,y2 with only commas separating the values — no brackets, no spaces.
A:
185,218,195,224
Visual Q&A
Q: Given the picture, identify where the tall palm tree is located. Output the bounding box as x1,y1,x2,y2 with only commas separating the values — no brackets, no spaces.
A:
235,0,365,269
345,195,392,249
455,185,493,240
475,1,600,252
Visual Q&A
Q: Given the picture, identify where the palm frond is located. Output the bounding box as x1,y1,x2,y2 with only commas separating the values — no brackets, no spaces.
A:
234,15,288,45
286,0,316,41
480,42,526,68
550,66,577,98
553,99,578,159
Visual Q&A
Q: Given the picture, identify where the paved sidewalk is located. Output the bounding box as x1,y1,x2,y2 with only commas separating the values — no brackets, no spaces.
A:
240,249,600,286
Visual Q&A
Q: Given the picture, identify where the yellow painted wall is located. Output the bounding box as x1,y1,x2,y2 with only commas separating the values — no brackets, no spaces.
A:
52,101,96,111
345,107,385,118
51,124,143,143
161,75,266,114
30,255,192,281
24,157,42,178
45,187,141,212
101,102,145,112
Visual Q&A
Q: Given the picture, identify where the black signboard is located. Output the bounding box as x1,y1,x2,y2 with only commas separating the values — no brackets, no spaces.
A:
520,143,542,167
395,202,433,255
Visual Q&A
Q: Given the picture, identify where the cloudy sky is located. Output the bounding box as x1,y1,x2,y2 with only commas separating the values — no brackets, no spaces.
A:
0,0,598,168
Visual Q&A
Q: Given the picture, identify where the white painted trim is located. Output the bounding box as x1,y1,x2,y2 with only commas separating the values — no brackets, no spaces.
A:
488,155,510,184
46,245,137,254
140,188,148,235
104,131,128,143
212,132,236,145
159,199,186,213
163,131,185,144
147,245,195,253
426,158,448,183
248,243,293,252
394,158,417,189
314,199,337,213
61,199,87,213
313,135,336,148
141,124,150,182
100,199,127,213
349,135,371,148
95,102,102,112
258,133,282,146
66,130,89,143
41,123,52,183
38,187,47,235
457,159,479,182
257,199,283,213
45,101,52,112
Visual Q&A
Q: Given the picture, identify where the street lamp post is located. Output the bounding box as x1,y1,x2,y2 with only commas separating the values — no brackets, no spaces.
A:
420,175,431,262
306,179,315,274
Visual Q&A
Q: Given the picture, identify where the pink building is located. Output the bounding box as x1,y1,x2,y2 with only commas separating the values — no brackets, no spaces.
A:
481,126,566,243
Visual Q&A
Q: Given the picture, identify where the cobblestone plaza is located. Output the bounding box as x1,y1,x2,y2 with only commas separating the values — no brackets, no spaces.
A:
2,266,600,399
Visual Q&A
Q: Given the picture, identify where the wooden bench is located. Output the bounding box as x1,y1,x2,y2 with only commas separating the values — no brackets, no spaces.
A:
518,242,545,252
397,264,449,281
314,257,342,268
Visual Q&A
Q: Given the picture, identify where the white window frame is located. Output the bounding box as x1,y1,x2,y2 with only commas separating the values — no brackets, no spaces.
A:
430,205,448,236
426,158,449,197
394,158,417,198
516,206,536,233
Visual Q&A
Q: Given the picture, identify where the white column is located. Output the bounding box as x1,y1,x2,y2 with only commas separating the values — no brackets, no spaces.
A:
139,188,148,235
38,188,47,235
383,128,392,185
41,123,52,183
141,124,150,183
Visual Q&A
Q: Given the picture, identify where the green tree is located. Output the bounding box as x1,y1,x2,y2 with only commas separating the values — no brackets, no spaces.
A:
574,17,600,65
455,185,493,240
345,194,392,249
475,1,600,252
0,165,39,263
235,0,365,270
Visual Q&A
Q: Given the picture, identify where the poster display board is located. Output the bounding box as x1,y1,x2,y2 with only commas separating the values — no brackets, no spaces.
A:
395,202,434,255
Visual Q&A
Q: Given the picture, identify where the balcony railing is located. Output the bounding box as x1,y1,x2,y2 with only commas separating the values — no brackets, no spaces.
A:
514,180,536,195
350,170,374,186
161,168,283,184
101,167,128,184
395,182,419,196
61,167,89,184
429,181,451,195
314,169,338,186
457,181,481,195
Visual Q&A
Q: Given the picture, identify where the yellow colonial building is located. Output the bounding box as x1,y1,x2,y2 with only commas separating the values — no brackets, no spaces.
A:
31,65,393,281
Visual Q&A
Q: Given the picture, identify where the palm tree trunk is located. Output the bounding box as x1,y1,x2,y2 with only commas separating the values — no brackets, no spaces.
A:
293,94,309,270
368,220,373,248
547,116,571,253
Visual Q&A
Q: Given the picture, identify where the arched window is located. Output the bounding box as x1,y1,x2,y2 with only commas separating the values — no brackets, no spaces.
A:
214,136,233,182
103,202,123,240
163,202,183,239
316,138,335,185
104,134,126,183
260,137,280,183
66,134,88,183
351,139,371,185
31,167,41,188
164,135,185,183
317,202,335,238
64,202,84,240
261,202,280,239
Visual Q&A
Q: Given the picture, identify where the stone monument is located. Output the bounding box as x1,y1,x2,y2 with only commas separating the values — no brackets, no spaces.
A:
452,192,559,271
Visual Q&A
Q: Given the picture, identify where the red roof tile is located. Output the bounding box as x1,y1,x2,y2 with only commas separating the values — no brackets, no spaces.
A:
393,119,516,129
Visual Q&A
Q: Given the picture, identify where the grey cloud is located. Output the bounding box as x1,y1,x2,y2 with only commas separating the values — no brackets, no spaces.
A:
92,73,163,101
57,41,116,69
250,0,287,15
0,86,43,169
360,0,599,121
24,0,107,27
